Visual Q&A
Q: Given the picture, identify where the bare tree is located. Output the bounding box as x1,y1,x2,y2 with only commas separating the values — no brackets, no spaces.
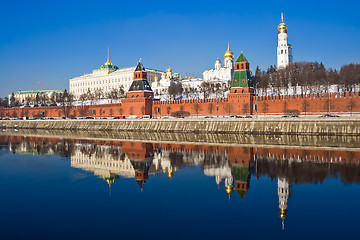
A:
25,96,33,106
262,102,269,115
302,99,311,116
347,98,356,116
283,101,288,115
59,89,74,118
193,103,201,117
208,103,214,116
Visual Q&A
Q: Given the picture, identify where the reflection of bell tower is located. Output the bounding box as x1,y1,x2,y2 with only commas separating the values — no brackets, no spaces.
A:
278,177,292,229
224,175,234,199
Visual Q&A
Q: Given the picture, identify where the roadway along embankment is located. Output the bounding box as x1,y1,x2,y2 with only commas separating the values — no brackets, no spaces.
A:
1,117,360,136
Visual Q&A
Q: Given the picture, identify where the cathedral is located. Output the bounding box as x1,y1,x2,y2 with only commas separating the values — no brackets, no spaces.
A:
203,44,234,81
277,13,293,69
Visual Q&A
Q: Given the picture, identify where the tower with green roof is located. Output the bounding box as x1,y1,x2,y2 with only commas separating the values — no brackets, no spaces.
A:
228,51,254,115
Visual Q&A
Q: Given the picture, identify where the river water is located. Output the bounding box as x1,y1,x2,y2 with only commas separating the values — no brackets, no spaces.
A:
0,131,359,239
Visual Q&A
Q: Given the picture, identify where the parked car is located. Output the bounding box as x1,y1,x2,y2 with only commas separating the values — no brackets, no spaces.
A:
85,117,94,119
320,114,340,118
245,116,252,118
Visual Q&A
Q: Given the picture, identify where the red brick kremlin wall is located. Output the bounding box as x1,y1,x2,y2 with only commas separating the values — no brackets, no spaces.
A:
1,91,360,118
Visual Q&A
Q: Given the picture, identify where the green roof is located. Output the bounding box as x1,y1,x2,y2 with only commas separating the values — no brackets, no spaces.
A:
128,80,152,92
135,61,145,72
98,64,118,70
237,189,247,200
235,52,247,63
232,71,251,88
232,166,249,183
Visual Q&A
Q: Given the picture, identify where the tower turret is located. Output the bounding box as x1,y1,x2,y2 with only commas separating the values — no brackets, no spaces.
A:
215,58,221,70
223,43,234,69
231,51,251,90
122,59,154,117
277,13,293,69
227,51,254,115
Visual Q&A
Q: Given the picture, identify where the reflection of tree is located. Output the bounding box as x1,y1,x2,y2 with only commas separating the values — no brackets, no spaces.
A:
168,152,184,169
256,157,360,184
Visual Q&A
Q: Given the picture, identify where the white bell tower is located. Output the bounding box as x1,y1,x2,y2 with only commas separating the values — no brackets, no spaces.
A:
277,13,293,69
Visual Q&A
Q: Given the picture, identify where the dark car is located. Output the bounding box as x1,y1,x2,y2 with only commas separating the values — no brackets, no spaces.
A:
85,117,94,119
320,114,339,118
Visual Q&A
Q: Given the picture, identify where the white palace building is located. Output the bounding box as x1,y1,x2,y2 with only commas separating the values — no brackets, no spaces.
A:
69,58,164,99
203,43,234,82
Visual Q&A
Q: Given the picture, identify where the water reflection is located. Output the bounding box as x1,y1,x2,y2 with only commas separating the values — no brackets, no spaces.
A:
1,134,360,230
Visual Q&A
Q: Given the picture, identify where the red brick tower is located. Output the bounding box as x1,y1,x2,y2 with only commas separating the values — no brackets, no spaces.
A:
122,59,154,117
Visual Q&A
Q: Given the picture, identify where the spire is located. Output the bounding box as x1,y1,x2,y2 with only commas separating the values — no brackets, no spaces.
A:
107,47,110,61
281,12,284,23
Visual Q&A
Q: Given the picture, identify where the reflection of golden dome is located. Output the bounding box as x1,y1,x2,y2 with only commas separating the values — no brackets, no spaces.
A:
167,65,173,73
104,58,112,65
168,171,173,178
224,43,234,59
279,209,288,219
225,186,234,199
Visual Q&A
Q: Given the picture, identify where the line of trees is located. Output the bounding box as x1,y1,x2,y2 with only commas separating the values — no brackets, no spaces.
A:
252,62,360,95
167,81,231,100
8,86,126,107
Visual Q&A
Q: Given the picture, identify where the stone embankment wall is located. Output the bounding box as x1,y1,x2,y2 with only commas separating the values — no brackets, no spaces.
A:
1,118,360,136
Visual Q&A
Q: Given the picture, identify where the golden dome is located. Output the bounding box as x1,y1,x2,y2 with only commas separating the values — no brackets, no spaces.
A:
104,58,112,65
278,13,287,33
167,65,173,73
223,43,234,59
278,22,287,33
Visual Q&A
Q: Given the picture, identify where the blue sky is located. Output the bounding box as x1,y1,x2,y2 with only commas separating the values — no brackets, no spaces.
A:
0,0,359,97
